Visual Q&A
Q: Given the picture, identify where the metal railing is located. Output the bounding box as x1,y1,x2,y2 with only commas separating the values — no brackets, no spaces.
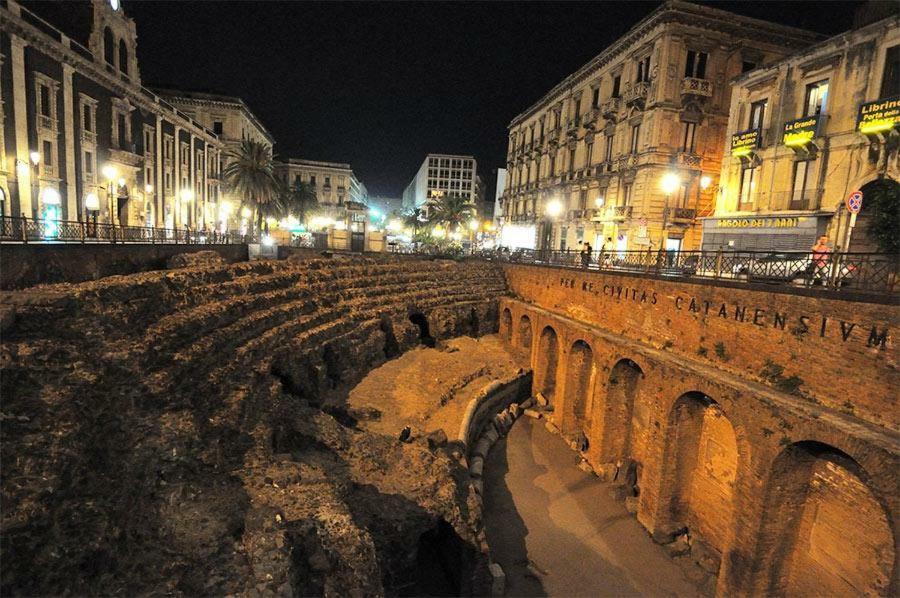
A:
485,247,898,296
0,215,253,245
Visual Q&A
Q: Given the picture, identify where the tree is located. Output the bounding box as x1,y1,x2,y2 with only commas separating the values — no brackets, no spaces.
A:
281,180,319,225
428,193,475,230
223,139,280,234
863,178,900,254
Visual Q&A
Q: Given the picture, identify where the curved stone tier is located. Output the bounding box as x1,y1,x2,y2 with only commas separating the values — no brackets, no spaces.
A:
0,255,508,596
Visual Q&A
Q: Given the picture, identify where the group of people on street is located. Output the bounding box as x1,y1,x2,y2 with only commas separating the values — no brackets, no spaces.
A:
578,237,614,269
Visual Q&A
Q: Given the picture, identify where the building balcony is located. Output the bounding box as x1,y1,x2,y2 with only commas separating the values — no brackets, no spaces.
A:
81,130,97,145
547,127,561,143
569,209,588,220
37,114,56,131
677,152,702,168
108,146,144,168
600,97,621,120
566,116,581,135
681,77,713,98
593,162,614,176
612,205,633,220
616,153,638,170
582,108,600,128
624,81,650,109
668,207,696,224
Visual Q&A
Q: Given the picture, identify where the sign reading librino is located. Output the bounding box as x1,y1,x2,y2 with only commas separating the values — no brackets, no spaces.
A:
783,115,820,147
857,95,900,134
731,128,760,157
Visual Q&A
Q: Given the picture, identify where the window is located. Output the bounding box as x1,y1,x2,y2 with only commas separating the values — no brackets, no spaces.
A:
681,122,697,152
636,56,651,83
310,175,316,185
622,183,633,206
881,45,900,99
39,85,51,117
84,151,94,178
539,119,545,143
117,114,127,148
592,87,600,108
738,166,756,207
749,99,767,130
804,79,829,116
118,40,128,75
103,28,114,65
630,124,641,153
553,110,560,128
164,136,174,160
165,172,172,192
742,61,757,73
605,134,614,161
181,143,189,166
573,99,581,120
790,160,810,209
549,152,556,177
579,189,588,210
42,140,52,167
213,121,223,135
585,142,593,167
144,127,154,156
611,75,621,98
684,51,708,79
568,148,576,174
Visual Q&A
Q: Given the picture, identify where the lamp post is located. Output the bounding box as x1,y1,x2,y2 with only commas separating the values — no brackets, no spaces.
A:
543,198,563,261
660,171,681,251
102,164,118,227
85,192,100,237
29,151,40,218
180,188,194,240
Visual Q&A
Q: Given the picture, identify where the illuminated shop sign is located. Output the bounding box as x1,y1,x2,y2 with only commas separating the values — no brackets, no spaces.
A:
783,115,820,147
716,217,800,228
731,128,760,157
857,96,900,134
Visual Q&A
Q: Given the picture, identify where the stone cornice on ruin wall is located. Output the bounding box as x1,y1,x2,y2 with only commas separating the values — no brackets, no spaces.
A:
507,0,823,129
0,7,221,143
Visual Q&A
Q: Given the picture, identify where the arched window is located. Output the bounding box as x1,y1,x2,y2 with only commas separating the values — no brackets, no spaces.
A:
103,28,114,66
118,40,128,75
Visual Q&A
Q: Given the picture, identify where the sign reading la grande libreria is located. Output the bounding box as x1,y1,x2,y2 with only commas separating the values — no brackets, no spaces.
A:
857,96,900,135
783,115,820,147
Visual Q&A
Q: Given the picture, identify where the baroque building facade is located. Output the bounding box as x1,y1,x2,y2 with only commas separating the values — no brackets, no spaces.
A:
500,1,819,253
0,0,224,230
706,10,899,252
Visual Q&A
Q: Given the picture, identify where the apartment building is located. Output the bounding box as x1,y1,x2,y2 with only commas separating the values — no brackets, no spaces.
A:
0,0,224,230
402,153,477,213
501,0,819,252
706,9,899,252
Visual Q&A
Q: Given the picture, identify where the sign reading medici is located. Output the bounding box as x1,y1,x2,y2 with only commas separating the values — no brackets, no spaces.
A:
857,95,900,135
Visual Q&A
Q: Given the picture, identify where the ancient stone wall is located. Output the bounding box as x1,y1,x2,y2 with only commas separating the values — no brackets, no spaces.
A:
0,255,507,595
499,264,899,597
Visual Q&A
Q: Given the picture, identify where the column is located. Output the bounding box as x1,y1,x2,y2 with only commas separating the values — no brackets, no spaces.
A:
173,125,181,227
155,115,163,226
62,63,77,221
189,134,195,227
10,35,31,217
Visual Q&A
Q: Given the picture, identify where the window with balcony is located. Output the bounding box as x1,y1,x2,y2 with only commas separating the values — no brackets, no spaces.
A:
83,150,95,183
738,166,756,209
790,160,811,209
612,75,621,98
684,51,708,79
585,142,593,168
681,122,697,152
592,87,600,108
573,98,581,120
605,134,614,162
749,99,767,130
622,183,633,206
636,56,651,83
804,79,829,116
881,45,899,98
630,123,641,153
144,127,155,156
568,148,576,174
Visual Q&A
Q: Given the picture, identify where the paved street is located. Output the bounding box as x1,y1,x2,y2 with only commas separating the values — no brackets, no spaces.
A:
482,416,700,597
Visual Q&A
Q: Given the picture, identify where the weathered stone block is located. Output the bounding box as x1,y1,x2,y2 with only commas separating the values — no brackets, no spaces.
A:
166,250,226,269
523,409,542,419
469,456,484,478
489,562,506,596
426,429,448,450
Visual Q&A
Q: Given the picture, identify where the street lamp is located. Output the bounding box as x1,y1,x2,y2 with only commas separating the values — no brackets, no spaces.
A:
27,151,40,217
102,164,118,226
545,198,563,218
85,192,100,237
180,188,194,229
700,175,712,191
660,171,681,249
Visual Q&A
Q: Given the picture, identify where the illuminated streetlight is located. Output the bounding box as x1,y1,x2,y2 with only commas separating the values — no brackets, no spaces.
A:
41,187,61,204
700,175,712,190
85,192,100,211
29,151,41,166
145,184,154,194
545,199,563,218
180,189,194,202
102,164,118,182
594,196,605,208
241,206,252,219
661,172,681,195
468,218,479,231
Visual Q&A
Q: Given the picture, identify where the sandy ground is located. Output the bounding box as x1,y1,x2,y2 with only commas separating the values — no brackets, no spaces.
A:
347,334,525,440
483,416,702,598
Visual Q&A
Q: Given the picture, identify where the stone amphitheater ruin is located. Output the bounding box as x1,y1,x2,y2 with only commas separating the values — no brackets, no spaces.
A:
1,252,898,597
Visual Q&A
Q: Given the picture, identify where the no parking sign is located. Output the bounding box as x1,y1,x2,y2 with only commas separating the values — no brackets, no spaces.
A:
846,190,863,213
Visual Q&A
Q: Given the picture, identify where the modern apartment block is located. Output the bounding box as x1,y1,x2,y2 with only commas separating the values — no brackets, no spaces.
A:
706,9,899,252
402,153,477,212
0,0,225,230
501,1,819,253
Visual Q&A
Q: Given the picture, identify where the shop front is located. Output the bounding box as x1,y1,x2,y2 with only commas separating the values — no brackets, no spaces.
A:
700,213,830,252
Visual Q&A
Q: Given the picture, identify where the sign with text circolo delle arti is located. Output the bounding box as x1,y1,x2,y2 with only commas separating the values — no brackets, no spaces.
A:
783,115,820,147
857,95,900,135
731,128,760,157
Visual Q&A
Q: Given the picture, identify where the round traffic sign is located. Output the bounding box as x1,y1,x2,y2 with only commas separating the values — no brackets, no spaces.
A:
847,190,863,213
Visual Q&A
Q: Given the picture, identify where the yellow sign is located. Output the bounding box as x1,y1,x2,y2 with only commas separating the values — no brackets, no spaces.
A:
783,115,819,147
731,128,760,157
857,96,900,135
717,217,800,228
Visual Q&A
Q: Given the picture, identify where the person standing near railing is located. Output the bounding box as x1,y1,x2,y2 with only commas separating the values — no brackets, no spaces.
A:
811,235,832,284
580,240,592,269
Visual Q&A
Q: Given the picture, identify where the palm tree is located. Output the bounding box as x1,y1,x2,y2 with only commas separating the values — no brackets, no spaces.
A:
282,180,319,226
223,139,280,234
429,193,475,230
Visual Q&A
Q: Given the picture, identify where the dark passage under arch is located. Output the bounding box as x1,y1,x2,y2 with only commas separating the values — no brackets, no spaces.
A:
409,312,436,348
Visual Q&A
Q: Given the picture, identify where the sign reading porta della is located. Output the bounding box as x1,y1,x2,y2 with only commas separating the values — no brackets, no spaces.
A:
857,95,900,134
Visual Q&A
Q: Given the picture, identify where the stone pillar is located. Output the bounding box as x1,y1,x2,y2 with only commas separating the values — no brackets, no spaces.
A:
189,135,196,228
173,126,181,227
62,62,77,221
155,115,163,227
10,35,31,217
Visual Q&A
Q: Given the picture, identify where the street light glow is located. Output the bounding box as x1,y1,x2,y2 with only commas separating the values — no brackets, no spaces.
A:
145,184,154,194
700,175,712,190
545,199,563,218
180,189,194,202
469,218,479,231
29,151,41,165
85,192,100,211
117,177,126,188
595,196,605,208
102,164,118,182
41,187,61,205
661,172,681,195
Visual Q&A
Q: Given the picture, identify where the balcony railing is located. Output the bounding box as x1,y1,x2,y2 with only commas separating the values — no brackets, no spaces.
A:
37,114,55,131
681,77,713,98
582,108,599,128
484,248,898,296
600,97,621,119
0,215,253,244
677,152,702,168
668,207,696,222
624,81,650,108
612,205,633,219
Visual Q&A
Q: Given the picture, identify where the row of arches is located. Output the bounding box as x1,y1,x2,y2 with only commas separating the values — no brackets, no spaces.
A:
500,305,897,596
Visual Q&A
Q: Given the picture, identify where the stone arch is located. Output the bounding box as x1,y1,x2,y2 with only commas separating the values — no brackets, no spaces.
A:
500,308,512,342
103,27,115,65
848,177,899,253
659,392,739,556
598,358,643,464
118,39,129,75
752,441,895,597
535,326,559,405
408,311,435,348
562,339,594,441
517,315,532,350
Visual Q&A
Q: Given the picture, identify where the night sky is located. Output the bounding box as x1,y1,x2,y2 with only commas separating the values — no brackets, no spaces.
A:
118,0,867,198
